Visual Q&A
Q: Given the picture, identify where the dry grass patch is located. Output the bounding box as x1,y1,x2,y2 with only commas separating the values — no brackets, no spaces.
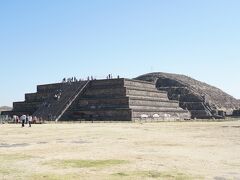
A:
45,159,128,169
111,170,202,180
0,154,33,179
0,168,13,175
26,170,202,180
0,167,21,180
27,173,80,180
0,153,33,162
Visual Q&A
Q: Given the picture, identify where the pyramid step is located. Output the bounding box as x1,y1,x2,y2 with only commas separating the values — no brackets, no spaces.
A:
128,95,171,102
84,87,126,97
62,108,132,121
126,89,168,98
130,99,179,107
124,79,156,89
125,86,162,93
131,106,186,112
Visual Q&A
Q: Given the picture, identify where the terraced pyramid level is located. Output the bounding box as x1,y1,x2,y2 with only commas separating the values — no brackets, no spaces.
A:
2,79,190,121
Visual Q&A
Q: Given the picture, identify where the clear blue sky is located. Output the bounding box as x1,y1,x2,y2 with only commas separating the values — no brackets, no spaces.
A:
0,0,240,106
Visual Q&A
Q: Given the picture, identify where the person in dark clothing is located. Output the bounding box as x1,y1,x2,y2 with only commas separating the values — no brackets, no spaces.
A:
26,115,29,124
28,115,32,127
22,119,24,127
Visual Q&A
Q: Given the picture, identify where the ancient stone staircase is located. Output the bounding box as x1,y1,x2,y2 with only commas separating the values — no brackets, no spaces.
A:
32,81,89,121
54,81,90,121
3,78,190,121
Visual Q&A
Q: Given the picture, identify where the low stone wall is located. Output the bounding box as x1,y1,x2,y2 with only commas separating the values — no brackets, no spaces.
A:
132,111,190,121
63,109,132,121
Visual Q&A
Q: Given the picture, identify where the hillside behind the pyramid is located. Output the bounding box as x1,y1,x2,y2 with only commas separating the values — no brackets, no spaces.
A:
0,106,12,113
136,72,240,118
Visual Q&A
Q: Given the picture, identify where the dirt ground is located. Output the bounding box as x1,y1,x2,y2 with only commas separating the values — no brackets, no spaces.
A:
0,121,240,180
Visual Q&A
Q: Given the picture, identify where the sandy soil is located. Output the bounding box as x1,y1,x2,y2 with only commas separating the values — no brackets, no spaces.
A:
0,121,240,180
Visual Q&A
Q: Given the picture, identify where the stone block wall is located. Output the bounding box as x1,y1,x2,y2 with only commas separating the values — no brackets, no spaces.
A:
124,79,190,121
3,78,191,121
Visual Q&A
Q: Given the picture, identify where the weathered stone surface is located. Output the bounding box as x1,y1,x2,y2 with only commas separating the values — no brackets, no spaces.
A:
63,78,190,121
2,78,190,121
136,72,240,118
233,109,240,116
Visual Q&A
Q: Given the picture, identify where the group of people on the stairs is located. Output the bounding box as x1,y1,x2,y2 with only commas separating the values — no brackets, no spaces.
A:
54,89,62,101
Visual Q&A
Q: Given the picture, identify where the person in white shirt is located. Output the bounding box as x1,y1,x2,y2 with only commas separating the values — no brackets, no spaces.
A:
13,115,17,123
20,115,26,127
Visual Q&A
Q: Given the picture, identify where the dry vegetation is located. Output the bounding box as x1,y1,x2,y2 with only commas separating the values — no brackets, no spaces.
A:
0,121,240,180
